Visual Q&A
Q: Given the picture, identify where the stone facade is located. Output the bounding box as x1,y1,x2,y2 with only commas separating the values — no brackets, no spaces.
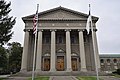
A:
21,6,100,73
100,54,120,72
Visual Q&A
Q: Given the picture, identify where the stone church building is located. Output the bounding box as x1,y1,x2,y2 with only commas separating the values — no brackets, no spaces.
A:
21,6,101,74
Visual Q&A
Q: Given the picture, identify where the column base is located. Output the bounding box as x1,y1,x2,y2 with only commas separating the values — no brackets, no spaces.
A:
20,69,28,74
97,68,101,72
20,68,27,72
35,69,41,72
81,68,87,72
50,68,56,72
66,68,72,72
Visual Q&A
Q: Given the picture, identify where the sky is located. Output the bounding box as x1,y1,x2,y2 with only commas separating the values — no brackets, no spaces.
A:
8,0,120,54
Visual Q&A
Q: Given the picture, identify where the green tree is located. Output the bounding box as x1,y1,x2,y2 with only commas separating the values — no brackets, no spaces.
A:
0,0,16,46
0,46,7,74
7,42,23,73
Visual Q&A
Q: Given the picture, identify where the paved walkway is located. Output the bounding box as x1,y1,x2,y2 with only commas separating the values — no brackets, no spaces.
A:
100,76,120,80
1,76,120,80
49,76,77,80
0,75,10,78
5,77,29,80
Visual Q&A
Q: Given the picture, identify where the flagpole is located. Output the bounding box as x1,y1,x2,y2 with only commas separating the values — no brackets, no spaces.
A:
32,4,39,80
89,4,99,80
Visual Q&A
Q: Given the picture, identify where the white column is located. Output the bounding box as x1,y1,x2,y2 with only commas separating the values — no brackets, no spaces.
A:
78,30,87,72
66,29,72,71
50,30,56,71
36,30,43,71
21,30,29,71
93,30,101,70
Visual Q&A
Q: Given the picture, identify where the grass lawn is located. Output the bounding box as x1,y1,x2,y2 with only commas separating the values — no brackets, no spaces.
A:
113,74,120,78
0,78,5,80
77,76,103,80
28,76,49,80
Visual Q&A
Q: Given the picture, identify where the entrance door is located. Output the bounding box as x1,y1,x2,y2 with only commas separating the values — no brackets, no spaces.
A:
44,58,50,71
72,58,78,71
57,56,64,71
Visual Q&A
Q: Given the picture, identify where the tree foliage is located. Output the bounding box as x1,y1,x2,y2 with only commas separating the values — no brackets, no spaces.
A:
0,0,16,46
0,46,7,70
7,42,23,73
0,42,23,74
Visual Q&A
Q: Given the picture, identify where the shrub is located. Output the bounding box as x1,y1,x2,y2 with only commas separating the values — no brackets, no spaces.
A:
113,69,120,75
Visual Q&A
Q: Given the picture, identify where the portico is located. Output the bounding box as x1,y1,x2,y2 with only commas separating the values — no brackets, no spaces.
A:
21,6,100,74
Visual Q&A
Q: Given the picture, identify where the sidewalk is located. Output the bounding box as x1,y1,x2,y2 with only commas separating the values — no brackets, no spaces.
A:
49,76,78,80
0,75,10,78
6,77,29,80
100,76,120,80
2,75,120,80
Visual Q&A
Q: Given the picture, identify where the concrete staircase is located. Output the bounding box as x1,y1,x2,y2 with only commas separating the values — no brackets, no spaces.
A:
11,71,110,77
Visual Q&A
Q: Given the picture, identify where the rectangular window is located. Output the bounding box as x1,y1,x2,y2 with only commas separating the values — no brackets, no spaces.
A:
71,36,75,44
45,37,50,43
58,36,62,43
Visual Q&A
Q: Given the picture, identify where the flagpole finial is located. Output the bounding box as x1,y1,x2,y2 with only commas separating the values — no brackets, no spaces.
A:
89,4,91,10
37,4,39,10
37,4,39,6
89,4,90,7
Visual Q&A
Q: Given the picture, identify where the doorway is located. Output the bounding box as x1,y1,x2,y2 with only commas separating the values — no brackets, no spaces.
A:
57,56,64,71
72,58,78,71
43,58,50,71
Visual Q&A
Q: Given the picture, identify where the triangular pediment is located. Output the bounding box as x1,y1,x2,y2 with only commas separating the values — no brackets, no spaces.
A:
38,8,86,19
22,6,98,21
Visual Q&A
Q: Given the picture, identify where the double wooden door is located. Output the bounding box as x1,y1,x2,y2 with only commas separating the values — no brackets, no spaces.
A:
72,58,78,71
57,56,64,71
44,58,50,71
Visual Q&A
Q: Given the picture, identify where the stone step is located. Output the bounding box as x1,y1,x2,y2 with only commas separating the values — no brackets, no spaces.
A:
11,71,110,77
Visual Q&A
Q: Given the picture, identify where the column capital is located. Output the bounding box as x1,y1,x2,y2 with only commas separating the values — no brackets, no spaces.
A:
50,29,57,32
93,29,97,32
78,29,85,32
38,29,43,32
65,29,71,32
23,29,31,32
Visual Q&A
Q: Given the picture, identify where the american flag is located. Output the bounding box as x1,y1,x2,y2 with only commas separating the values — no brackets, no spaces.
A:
86,4,92,34
33,5,38,34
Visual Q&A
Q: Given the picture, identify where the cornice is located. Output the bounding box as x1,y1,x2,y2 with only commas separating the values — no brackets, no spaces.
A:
22,18,98,22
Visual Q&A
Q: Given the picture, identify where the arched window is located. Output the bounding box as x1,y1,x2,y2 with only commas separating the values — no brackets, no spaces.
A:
107,59,110,63
113,59,117,63
100,59,104,63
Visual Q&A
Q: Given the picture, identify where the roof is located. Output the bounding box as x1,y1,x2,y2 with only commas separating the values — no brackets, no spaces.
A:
22,6,98,21
99,54,120,58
